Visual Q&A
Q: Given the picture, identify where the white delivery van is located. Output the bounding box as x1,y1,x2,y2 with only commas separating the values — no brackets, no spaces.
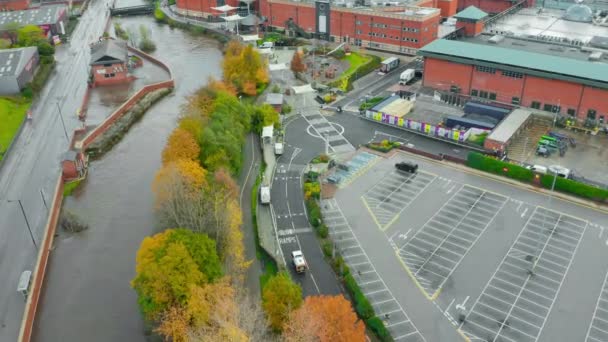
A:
399,69,415,85
260,185,271,204
274,133,284,155
291,250,307,273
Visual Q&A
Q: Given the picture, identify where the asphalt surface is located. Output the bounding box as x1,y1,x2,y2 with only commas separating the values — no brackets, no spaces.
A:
0,3,111,340
270,141,342,297
238,133,263,298
333,57,423,109
330,150,608,342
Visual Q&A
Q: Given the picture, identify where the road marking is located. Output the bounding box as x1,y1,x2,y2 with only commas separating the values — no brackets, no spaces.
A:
521,207,529,218
310,273,321,294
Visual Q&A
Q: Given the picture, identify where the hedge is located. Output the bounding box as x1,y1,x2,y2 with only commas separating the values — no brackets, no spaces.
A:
467,152,533,182
344,273,374,319
541,175,608,202
366,317,393,342
305,197,321,227
468,152,608,203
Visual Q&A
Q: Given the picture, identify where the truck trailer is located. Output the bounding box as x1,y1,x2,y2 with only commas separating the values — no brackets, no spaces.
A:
399,69,415,85
379,57,400,74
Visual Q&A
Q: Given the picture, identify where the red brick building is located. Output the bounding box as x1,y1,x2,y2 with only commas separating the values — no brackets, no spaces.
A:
174,0,242,18
89,39,132,87
260,0,442,54
0,0,30,10
457,0,534,14
419,15,608,124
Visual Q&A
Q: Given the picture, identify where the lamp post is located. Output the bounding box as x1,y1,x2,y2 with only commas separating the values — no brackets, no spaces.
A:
7,200,37,250
56,101,70,143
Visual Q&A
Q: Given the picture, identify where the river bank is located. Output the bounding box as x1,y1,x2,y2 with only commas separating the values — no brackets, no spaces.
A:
32,16,223,342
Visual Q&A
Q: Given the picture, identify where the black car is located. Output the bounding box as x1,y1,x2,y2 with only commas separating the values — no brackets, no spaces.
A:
395,162,418,173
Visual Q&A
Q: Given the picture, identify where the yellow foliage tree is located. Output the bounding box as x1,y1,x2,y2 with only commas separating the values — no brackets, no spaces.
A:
161,128,201,165
262,272,303,332
153,159,207,208
156,278,249,342
222,41,268,95
284,295,366,342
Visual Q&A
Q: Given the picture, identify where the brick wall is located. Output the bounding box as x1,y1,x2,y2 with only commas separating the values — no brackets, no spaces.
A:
80,80,174,150
423,56,608,121
0,0,30,10
18,175,65,342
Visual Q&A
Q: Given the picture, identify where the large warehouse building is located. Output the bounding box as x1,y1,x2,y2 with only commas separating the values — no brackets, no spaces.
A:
419,6,608,124
175,0,457,53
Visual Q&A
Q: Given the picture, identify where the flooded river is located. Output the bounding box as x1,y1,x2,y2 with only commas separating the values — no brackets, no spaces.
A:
33,16,223,342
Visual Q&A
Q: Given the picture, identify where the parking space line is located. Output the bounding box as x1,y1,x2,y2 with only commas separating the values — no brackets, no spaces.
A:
362,171,437,231
461,206,588,342
398,185,507,300
585,266,608,342
321,198,427,342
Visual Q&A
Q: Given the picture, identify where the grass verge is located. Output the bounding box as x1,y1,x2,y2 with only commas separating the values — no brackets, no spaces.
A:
0,97,31,161
63,179,82,196
329,52,381,92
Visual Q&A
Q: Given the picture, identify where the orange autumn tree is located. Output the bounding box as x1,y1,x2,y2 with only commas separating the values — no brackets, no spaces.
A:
284,295,366,342
290,50,306,74
161,128,200,165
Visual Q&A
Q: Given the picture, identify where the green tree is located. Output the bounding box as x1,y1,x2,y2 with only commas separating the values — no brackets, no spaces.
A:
252,104,280,133
131,229,222,320
36,41,55,56
17,25,45,47
262,272,303,332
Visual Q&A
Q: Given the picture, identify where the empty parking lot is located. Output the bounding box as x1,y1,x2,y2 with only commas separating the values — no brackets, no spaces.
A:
327,150,608,342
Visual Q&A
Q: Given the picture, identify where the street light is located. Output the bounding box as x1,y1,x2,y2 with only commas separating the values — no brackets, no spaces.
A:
56,101,70,143
7,199,38,250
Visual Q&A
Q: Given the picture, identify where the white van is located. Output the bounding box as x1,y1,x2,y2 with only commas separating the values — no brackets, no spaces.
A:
399,69,415,85
260,41,274,49
260,185,270,204
527,165,548,175
549,165,571,179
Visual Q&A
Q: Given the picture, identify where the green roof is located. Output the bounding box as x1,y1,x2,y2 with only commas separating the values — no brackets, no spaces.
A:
454,6,488,21
418,39,608,88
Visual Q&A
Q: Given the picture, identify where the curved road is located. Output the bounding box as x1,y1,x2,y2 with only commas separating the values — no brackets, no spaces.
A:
0,2,111,340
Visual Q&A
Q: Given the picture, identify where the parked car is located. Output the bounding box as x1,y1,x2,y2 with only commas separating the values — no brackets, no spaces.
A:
395,162,418,173
536,146,550,157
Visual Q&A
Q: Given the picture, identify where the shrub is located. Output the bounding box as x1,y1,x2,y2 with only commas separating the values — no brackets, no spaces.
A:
366,317,393,342
306,198,321,227
304,181,320,199
344,273,374,319
139,39,156,53
322,240,333,258
317,224,328,238
154,8,165,21
467,152,533,182
36,41,55,56
271,84,281,93
21,85,33,99
282,103,292,114
541,175,608,202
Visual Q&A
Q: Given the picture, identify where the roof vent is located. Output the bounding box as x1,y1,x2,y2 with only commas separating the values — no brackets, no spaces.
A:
589,51,603,61
488,35,504,44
